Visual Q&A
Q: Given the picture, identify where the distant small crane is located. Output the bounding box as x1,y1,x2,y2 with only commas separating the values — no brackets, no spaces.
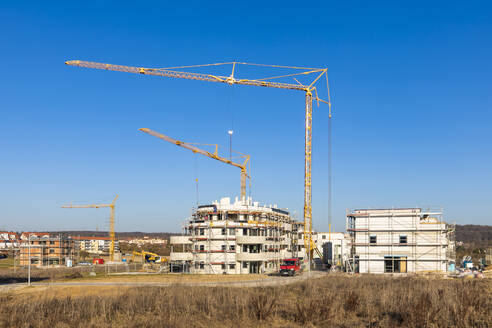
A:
139,128,250,202
62,195,119,261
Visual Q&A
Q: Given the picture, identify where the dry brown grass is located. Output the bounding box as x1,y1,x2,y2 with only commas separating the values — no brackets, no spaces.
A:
15,285,131,299
1,275,491,328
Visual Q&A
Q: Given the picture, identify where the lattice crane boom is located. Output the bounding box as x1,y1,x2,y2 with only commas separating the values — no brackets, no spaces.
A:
139,128,250,200
65,60,315,91
66,59,331,262
62,194,119,261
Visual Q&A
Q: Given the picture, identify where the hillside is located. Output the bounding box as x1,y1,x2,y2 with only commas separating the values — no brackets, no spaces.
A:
455,224,492,246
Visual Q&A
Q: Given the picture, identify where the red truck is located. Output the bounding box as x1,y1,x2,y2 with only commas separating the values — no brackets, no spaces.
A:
280,258,302,276
92,258,104,265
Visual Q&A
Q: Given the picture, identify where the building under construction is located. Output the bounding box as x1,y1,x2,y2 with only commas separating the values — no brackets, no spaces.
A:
19,234,74,267
170,197,305,274
346,208,455,274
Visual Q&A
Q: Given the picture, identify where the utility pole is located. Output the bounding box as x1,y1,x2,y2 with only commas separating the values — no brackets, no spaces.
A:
27,234,31,286
12,242,16,273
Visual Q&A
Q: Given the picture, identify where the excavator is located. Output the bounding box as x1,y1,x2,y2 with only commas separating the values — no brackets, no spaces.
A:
131,251,166,264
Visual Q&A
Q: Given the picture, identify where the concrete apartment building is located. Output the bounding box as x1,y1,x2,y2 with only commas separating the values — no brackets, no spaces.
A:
71,236,119,255
19,234,74,267
170,197,305,274
346,208,455,274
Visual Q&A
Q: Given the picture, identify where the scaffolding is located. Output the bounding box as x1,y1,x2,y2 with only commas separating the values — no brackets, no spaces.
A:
346,208,454,274
171,197,299,274
19,235,74,267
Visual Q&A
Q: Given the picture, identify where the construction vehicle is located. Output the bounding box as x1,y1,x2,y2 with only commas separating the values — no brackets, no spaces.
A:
65,60,332,263
93,258,104,265
131,251,166,264
280,258,302,276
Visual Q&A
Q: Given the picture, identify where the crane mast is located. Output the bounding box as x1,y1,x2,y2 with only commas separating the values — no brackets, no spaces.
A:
62,194,119,261
66,59,331,261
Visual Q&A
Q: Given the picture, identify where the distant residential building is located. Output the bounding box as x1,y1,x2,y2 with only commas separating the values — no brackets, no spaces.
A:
122,237,168,246
20,232,51,241
0,231,20,249
347,208,455,274
71,236,119,255
19,234,74,267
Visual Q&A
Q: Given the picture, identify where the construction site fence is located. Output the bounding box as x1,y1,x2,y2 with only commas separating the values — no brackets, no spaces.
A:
86,263,145,275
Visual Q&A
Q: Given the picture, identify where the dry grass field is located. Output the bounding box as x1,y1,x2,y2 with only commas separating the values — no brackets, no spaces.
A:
1,274,490,328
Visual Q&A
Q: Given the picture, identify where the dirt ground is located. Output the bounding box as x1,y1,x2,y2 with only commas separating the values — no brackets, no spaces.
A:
59,273,269,283
0,272,323,297
5,273,276,299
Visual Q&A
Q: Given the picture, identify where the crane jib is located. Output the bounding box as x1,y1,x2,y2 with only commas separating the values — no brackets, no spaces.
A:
65,60,308,91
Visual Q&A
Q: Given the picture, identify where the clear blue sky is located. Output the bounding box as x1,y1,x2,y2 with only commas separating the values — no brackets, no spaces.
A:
1,1,491,233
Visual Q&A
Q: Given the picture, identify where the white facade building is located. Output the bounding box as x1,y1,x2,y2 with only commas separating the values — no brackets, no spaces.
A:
170,197,304,274
346,208,455,274
312,232,351,266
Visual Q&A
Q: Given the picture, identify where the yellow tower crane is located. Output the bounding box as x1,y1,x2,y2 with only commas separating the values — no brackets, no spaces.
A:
62,195,119,262
65,60,331,260
139,128,250,201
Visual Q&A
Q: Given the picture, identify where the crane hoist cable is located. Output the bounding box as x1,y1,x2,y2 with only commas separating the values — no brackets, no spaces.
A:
194,152,199,208
226,83,235,161
328,113,332,241
326,73,333,241
248,160,252,200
